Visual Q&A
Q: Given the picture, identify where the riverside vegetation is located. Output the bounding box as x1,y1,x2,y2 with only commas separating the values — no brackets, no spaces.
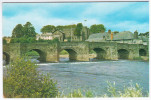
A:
3,57,148,98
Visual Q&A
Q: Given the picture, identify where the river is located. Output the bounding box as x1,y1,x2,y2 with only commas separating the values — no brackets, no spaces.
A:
36,58,149,96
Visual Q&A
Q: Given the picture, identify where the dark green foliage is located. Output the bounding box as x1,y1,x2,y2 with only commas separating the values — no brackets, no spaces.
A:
90,24,106,34
23,22,36,37
25,50,39,56
56,25,63,31
56,25,76,31
13,22,36,38
12,24,24,38
10,37,36,43
74,23,83,37
3,57,58,98
3,38,7,44
40,25,56,34
113,31,119,34
139,32,149,37
82,32,85,41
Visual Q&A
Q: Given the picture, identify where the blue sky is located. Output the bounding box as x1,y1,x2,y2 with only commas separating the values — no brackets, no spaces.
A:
2,2,149,36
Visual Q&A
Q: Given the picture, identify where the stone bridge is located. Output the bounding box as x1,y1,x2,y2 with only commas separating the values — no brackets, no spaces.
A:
3,42,148,64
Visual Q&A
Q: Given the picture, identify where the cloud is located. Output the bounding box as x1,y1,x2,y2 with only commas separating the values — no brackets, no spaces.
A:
104,21,149,33
2,2,149,36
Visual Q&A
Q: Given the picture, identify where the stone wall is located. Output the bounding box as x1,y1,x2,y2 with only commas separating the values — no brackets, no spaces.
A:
3,41,149,63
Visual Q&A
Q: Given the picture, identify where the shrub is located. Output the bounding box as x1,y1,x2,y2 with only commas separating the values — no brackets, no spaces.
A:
3,57,58,98
25,50,39,56
60,50,68,55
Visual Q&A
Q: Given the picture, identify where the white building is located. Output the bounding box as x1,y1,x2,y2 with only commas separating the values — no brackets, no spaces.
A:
36,33,53,40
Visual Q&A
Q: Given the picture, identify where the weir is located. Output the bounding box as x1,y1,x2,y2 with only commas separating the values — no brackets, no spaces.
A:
3,42,148,63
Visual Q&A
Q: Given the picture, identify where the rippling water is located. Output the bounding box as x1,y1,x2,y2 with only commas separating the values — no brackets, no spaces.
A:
36,58,149,96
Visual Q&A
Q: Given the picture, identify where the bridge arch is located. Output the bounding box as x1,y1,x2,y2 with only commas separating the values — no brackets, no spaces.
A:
3,52,10,65
59,48,77,61
90,48,106,60
139,49,146,56
26,49,46,62
118,49,129,59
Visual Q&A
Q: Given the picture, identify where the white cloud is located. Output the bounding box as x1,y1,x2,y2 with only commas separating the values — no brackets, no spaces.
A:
104,21,149,33
2,2,149,36
82,2,136,17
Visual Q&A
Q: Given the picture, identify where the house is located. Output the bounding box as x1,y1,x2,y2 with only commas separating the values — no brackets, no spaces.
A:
86,30,148,45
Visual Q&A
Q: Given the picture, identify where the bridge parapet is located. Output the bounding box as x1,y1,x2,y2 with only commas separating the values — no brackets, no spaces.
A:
3,42,149,63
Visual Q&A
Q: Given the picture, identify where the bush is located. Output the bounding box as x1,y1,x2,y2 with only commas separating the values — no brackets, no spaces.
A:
3,38,7,44
25,50,39,56
3,57,58,98
60,50,68,55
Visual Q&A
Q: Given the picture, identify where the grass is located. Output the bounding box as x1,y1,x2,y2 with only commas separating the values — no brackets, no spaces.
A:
57,81,148,98
60,50,69,55
133,57,143,60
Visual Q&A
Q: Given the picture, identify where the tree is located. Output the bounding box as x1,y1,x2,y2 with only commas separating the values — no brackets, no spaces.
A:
90,24,106,34
113,31,119,34
3,38,7,44
40,25,56,34
23,22,36,37
12,24,24,38
139,32,149,37
56,25,63,31
74,23,83,39
3,57,58,98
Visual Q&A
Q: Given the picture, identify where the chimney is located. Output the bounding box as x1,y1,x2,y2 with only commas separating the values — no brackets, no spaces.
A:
111,32,113,40
134,30,138,39
108,29,111,34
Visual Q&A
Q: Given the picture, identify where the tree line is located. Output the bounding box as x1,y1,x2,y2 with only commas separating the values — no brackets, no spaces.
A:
8,21,106,43
40,23,106,35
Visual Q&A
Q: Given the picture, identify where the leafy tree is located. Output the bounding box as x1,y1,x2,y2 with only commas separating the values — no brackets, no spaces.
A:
139,32,149,37
113,31,119,34
12,24,24,38
3,57,58,98
3,38,7,44
10,37,36,43
40,25,56,34
90,24,106,34
23,22,36,37
74,23,83,39
56,25,63,31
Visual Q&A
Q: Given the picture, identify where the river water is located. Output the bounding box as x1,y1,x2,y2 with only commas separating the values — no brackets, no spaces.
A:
36,58,149,96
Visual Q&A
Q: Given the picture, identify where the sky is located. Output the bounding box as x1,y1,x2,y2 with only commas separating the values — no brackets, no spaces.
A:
2,2,149,36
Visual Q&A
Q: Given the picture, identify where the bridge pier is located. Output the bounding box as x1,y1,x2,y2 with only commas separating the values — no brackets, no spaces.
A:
76,54,89,61
105,46,118,60
128,49,139,60
45,43,59,62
